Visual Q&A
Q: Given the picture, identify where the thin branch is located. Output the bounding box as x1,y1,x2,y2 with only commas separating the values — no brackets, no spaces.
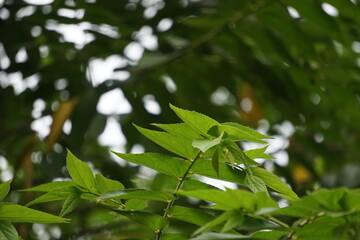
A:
155,151,202,240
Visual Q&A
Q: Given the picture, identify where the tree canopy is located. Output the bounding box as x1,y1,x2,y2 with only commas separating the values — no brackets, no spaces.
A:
1,0,360,239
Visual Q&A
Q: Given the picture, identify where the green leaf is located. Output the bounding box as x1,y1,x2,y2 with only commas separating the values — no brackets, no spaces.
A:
251,230,287,239
66,150,97,193
59,190,82,217
252,168,299,201
222,211,244,233
208,124,268,144
192,132,224,153
245,174,268,195
163,233,188,240
0,221,18,240
226,143,260,166
112,152,188,178
135,124,198,159
113,210,168,231
167,206,218,227
95,173,124,194
20,181,75,192
153,123,202,141
125,199,148,211
179,189,256,211
26,186,80,207
191,158,246,185
190,232,251,240
212,146,220,177
223,122,273,140
0,203,69,223
194,210,242,235
0,180,11,201
244,147,275,160
170,104,219,136
179,188,277,212
98,189,175,202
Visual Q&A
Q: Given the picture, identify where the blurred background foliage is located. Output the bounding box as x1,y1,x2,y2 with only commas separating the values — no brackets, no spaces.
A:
1,0,360,239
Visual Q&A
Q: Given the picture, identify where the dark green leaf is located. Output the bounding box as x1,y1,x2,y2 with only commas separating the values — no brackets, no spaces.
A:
212,146,220,177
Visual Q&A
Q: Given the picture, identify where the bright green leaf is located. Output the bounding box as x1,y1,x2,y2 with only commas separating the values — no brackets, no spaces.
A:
244,147,275,160
190,232,251,240
170,104,219,136
194,210,242,236
112,152,188,178
0,180,11,201
98,189,175,202
223,122,273,140
20,181,75,192
59,190,81,217
0,203,69,223
167,206,217,227
26,186,81,207
135,124,198,159
208,124,267,144
95,173,124,194
245,174,268,195
191,158,246,185
125,199,148,211
153,123,202,141
252,167,299,201
212,146,220,177
0,221,18,240
113,210,168,231
66,150,97,193
251,230,287,239
226,143,260,166
192,132,223,153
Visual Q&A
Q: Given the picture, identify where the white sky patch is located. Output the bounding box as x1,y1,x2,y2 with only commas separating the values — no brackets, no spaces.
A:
273,150,289,167
157,18,173,32
287,7,300,18
89,55,128,86
162,75,177,93
16,6,36,21
46,21,95,49
274,121,295,139
0,7,10,20
97,89,132,115
135,26,158,51
124,42,144,62
321,3,339,17
31,115,53,139
352,41,360,53
198,176,237,190
24,0,54,4
240,98,253,113
63,119,72,134
211,87,231,106
143,94,161,115
57,8,85,19
98,117,126,154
